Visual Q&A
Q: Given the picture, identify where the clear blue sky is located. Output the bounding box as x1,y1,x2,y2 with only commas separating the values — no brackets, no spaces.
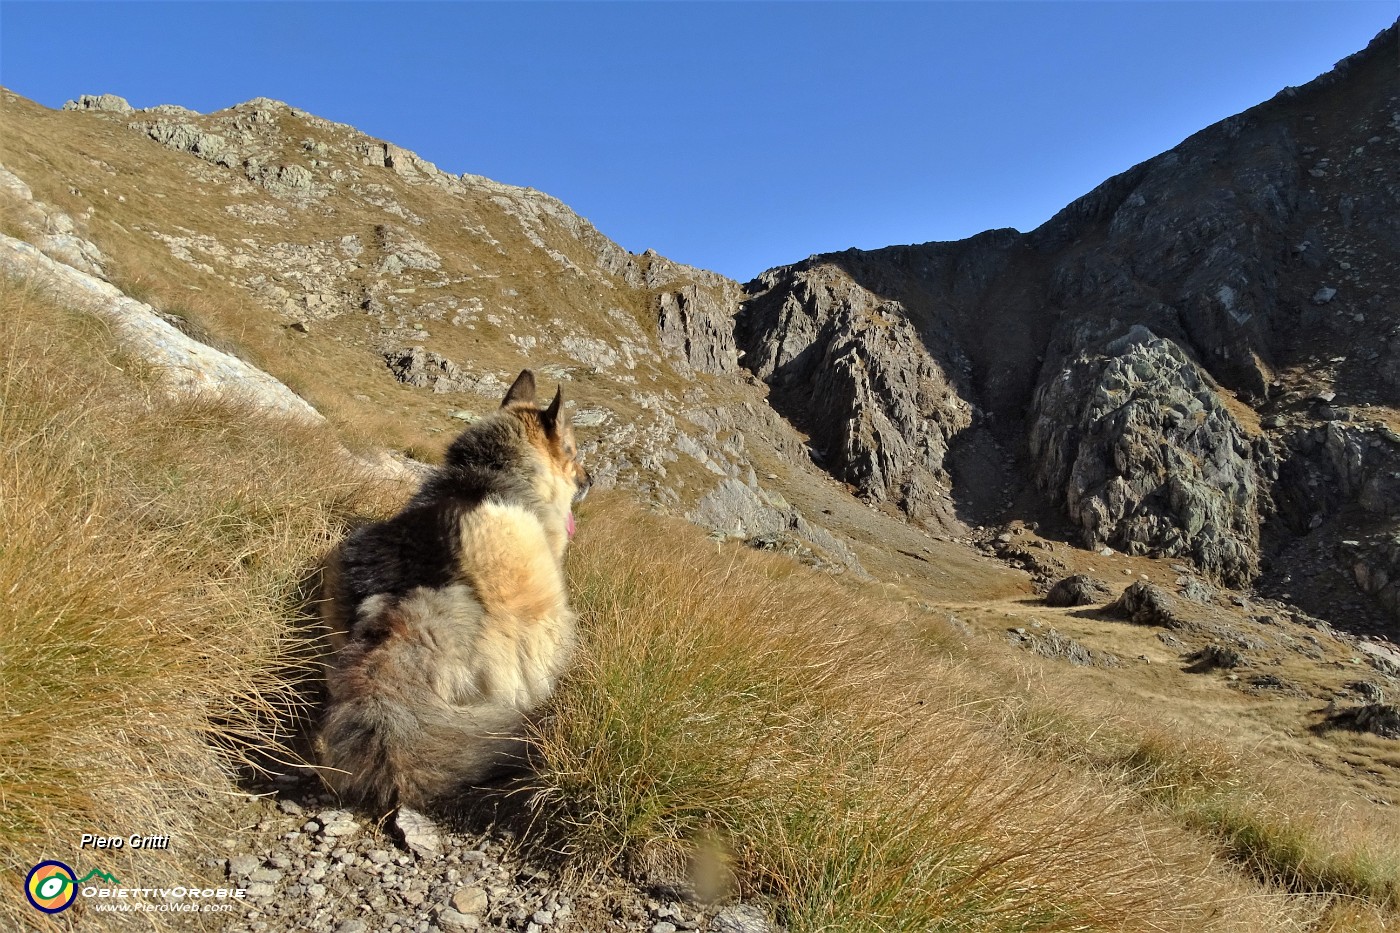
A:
2,2,1396,281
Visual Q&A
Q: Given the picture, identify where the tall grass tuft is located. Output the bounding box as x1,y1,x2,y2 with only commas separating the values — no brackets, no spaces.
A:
0,278,400,927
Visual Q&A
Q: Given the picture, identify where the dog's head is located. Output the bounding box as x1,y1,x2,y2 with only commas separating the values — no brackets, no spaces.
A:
500,370,591,535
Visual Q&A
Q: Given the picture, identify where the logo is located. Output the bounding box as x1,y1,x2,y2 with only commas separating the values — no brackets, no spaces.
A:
24,861,122,913
25,861,77,913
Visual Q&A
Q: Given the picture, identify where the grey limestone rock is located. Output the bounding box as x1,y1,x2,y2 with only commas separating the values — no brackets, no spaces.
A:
657,285,739,375
135,119,235,165
1029,330,1267,586
63,93,133,113
688,477,864,575
737,264,972,527
0,235,322,423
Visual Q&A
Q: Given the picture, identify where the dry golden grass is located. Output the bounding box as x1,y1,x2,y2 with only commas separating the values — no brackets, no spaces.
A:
0,278,399,929
534,497,1366,932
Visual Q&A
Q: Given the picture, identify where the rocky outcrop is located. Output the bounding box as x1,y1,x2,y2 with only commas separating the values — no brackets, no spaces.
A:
1326,703,1400,740
1029,328,1271,586
1347,532,1400,619
735,25,1400,611
63,93,132,113
1275,422,1400,531
0,163,109,277
382,347,506,397
0,235,321,422
1006,625,1120,668
736,264,973,527
687,477,865,575
1108,582,1184,628
657,286,739,375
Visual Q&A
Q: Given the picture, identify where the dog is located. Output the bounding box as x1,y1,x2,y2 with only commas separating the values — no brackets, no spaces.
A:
316,369,590,810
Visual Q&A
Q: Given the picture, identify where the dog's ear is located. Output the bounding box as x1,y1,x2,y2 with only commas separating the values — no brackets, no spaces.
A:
541,386,563,435
501,370,536,407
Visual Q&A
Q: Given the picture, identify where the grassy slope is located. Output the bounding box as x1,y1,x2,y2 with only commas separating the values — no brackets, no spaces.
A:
1,93,1397,932
0,279,403,929
1,267,1396,931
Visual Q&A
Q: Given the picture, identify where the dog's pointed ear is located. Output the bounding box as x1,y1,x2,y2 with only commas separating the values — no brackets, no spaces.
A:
501,370,536,408
542,386,563,435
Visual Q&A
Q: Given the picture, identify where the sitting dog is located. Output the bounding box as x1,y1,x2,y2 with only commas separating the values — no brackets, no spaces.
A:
317,370,590,809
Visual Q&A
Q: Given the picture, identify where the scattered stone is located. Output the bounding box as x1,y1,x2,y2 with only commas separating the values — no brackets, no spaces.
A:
451,886,488,915
318,810,360,838
1312,286,1338,305
711,904,773,933
228,854,260,880
394,806,443,858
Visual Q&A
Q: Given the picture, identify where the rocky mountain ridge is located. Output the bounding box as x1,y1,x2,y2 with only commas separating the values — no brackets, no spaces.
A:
2,85,885,577
736,22,1400,634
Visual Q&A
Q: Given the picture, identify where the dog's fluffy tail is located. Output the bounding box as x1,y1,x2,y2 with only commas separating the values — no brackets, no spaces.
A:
316,673,528,811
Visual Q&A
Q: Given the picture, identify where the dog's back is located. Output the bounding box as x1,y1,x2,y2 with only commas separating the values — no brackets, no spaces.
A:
317,370,589,810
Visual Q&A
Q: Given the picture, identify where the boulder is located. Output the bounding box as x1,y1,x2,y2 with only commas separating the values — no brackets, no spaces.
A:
1107,582,1183,628
1044,574,1114,607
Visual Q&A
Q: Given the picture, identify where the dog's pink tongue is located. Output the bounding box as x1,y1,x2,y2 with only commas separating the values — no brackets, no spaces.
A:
567,511,576,540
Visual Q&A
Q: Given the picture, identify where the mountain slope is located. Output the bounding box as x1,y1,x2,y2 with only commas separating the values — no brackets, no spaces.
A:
737,22,1400,631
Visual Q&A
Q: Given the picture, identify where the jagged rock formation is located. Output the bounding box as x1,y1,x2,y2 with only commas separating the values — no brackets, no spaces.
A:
6,23,1399,636
736,23,1400,628
737,264,973,528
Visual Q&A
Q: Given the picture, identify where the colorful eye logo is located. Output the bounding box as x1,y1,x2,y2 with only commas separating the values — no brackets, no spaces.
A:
26,861,78,913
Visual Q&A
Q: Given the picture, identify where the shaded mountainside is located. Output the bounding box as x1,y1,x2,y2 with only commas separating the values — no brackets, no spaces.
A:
738,22,1400,632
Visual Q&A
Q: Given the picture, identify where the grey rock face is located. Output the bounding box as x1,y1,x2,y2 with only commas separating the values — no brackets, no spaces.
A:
136,120,235,165
737,264,972,527
1276,422,1400,528
0,235,322,423
688,477,865,575
1347,533,1400,620
382,346,491,394
657,285,739,375
736,25,1400,605
1029,331,1268,586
